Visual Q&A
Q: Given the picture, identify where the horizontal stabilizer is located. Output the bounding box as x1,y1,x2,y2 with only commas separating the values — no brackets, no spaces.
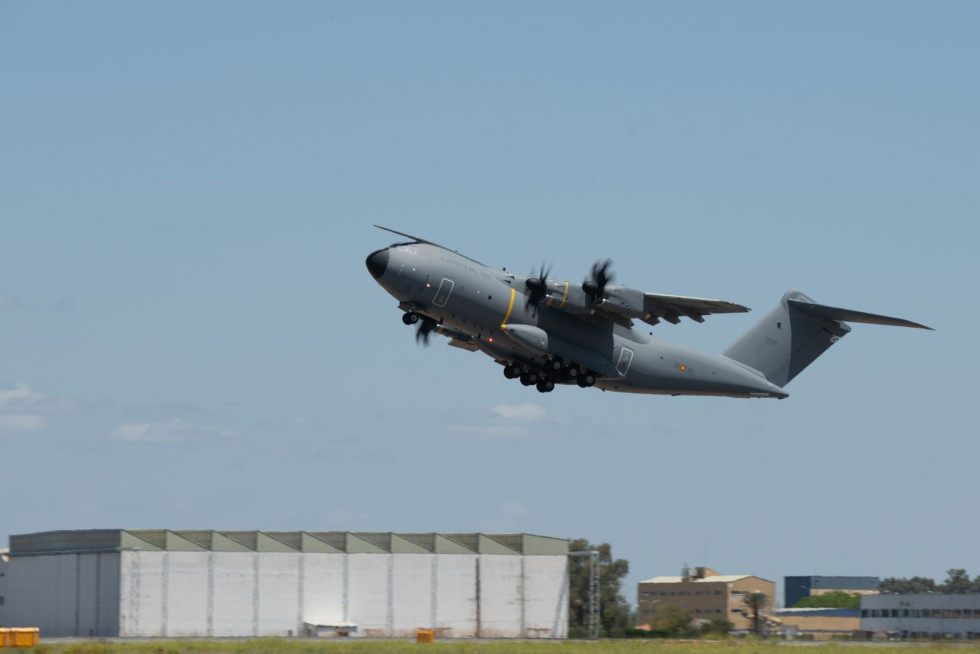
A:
787,299,933,330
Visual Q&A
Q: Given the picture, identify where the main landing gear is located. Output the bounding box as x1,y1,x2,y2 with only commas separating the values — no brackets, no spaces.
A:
502,362,595,393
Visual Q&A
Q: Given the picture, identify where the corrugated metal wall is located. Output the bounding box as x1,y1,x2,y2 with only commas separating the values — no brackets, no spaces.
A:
112,550,567,638
0,553,119,637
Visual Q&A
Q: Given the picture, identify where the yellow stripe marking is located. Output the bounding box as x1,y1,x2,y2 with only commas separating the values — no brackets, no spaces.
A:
560,281,569,307
501,288,516,329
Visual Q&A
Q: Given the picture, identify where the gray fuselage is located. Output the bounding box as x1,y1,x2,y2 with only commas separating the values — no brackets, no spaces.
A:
367,240,789,399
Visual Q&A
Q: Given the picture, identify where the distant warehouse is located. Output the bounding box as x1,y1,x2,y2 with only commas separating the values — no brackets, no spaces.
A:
0,530,569,639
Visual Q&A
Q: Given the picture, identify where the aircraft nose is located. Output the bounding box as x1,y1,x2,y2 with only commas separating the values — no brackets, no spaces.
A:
366,248,389,279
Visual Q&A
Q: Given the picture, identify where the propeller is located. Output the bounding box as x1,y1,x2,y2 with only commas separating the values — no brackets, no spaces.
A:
524,263,552,315
416,316,438,346
582,259,614,305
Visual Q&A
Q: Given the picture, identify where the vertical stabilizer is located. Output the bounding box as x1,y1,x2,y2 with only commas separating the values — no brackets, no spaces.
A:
724,289,930,386
723,290,850,387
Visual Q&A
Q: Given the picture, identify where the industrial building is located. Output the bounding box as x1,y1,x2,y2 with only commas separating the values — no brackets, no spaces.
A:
773,607,860,639
0,530,569,639
784,575,879,608
860,594,980,639
636,566,775,631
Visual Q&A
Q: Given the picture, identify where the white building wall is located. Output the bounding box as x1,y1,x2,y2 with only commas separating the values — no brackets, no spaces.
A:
347,553,389,636
211,553,257,637
4,547,568,639
433,554,477,637
165,552,210,637
390,554,434,637
861,594,980,638
119,551,163,637
479,555,524,638
523,555,569,638
256,553,301,636
302,553,345,626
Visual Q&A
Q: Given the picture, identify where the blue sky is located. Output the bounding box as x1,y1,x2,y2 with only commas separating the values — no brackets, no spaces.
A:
2,2,978,604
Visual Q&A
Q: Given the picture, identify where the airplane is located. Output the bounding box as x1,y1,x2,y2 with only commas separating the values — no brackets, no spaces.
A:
366,226,931,399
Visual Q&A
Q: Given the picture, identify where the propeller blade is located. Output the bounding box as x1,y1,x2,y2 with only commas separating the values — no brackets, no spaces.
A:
583,259,614,304
415,317,437,346
524,263,552,315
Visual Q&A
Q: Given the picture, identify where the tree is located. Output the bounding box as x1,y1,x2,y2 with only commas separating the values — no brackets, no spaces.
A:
647,604,692,636
792,590,861,609
742,591,769,635
567,539,632,638
879,576,938,594
699,618,734,636
940,569,977,594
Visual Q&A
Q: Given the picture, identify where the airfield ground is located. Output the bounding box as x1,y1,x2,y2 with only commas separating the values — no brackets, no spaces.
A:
19,640,980,654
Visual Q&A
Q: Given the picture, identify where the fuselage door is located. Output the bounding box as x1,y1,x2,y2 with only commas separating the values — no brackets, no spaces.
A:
433,278,455,307
616,347,634,376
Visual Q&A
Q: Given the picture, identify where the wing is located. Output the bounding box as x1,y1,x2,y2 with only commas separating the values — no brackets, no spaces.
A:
591,284,750,327
641,293,750,325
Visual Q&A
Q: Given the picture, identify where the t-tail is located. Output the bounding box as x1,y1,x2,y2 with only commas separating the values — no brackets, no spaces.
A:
723,290,932,387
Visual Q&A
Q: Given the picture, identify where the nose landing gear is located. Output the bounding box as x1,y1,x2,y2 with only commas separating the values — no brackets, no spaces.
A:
401,311,420,325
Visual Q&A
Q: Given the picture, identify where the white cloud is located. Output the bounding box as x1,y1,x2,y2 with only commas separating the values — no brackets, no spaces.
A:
0,383,43,406
0,414,45,433
0,384,46,435
111,418,238,445
491,403,546,420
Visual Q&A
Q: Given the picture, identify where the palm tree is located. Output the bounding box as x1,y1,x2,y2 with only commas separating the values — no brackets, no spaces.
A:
742,592,769,635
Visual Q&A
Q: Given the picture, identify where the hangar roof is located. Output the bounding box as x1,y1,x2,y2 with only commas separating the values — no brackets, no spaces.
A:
9,530,568,556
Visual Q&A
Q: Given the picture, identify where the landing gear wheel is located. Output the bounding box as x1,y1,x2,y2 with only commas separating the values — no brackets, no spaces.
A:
566,367,579,380
536,379,555,393
548,360,563,373
577,372,596,388
402,312,420,325
503,365,520,379
519,372,538,386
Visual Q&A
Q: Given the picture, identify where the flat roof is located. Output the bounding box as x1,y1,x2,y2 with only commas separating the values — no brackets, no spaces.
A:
9,530,568,556
641,574,764,584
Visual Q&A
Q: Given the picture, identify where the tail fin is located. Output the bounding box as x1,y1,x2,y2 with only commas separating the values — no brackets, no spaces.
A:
723,290,932,387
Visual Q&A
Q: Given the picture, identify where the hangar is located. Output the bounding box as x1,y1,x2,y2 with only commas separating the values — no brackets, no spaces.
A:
0,530,569,639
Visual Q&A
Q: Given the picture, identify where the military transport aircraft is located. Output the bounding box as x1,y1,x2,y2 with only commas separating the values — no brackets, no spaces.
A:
366,226,931,399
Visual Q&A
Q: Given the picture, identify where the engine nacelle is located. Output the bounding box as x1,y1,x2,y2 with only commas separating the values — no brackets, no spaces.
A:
500,324,549,355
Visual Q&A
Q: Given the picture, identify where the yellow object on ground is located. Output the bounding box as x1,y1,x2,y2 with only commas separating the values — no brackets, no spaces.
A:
416,629,435,643
0,628,40,648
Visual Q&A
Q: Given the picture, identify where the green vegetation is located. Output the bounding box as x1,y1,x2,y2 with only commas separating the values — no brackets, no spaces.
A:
741,592,769,635
791,591,861,610
567,539,632,638
20,640,980,654
880,568,980,594
647,604,693,636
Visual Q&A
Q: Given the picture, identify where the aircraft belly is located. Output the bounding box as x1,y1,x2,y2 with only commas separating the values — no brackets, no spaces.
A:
603,337,787,398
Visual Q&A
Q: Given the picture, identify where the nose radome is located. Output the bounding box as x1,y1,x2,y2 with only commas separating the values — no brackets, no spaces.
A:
366,248,389,279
